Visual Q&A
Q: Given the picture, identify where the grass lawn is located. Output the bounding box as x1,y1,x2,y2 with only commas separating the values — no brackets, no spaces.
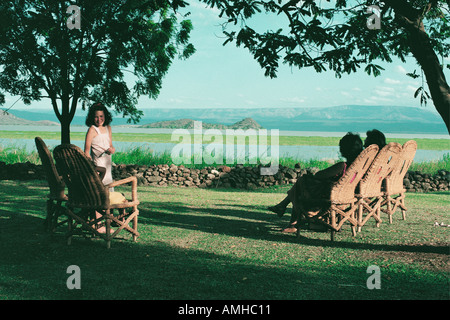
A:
0,180,448,300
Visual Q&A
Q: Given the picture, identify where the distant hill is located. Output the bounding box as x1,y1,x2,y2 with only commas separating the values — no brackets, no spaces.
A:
135,105,448,134
139,117,263,130
0,110,59,126
228,117,263,130
3,105,448,134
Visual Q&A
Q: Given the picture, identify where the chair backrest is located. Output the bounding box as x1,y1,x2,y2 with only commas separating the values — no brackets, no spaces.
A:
385,140,417,194
330,144,379,203
53,144,109,209
358,142,403,197
34,137,66,200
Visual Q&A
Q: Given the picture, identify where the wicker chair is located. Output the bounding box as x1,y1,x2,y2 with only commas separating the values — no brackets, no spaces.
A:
53,144,140,248
356,142,403,231
34,137,68,231
296,144,379,241
381,140,417,223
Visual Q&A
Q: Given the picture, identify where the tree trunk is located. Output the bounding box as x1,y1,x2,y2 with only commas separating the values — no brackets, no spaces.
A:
61,115,71,144
392,2,450,134
53,97,74,144
407,23,450,134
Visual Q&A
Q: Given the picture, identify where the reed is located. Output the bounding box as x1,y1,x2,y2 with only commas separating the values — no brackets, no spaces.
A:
0,146,40,164
1,144,448,174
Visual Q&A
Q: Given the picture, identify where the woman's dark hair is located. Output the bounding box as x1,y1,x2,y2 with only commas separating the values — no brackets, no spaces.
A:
85,102,112,127
339,132,363,165
364,129,386,149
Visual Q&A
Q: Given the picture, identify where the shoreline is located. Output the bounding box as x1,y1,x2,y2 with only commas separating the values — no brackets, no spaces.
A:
1,138,448,163
0,125,449,139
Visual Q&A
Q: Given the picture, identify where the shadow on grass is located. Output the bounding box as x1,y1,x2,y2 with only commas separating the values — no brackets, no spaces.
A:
0,181,448,300
0,180,448,255
0,210,448,300
137,201,449,255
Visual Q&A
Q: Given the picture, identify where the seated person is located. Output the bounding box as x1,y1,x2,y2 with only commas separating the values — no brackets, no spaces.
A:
268,132,364,233
364,129,386,149
95,165,106,181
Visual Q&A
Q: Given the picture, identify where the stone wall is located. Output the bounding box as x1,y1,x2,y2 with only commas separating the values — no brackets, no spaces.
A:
111,163,309,189
2,160,448,193
403,170,450,193
0,161,45,181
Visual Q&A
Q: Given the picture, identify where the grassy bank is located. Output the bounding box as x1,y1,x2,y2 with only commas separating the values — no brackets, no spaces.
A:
0,147,450,174
1,130,449,150
0,180,448,300
1,144,449,174
1,130,449,173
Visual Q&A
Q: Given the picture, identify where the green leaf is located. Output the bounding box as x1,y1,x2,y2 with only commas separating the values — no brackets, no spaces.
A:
414,87,423,98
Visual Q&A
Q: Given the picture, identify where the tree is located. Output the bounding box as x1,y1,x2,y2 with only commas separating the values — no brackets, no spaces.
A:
200,0,450,134
0,0,195,143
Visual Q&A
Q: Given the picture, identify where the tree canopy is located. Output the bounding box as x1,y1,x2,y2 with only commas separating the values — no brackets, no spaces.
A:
201,0,450,133
0,0,195,143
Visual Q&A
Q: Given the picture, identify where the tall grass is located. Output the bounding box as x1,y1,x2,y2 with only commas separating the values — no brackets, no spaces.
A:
0,146,40,164
409,153,450,173
113,146,336,170
2,144,448,174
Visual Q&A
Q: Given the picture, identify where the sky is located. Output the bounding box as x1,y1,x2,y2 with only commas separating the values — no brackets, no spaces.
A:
142,1,435,111
3,0,448,116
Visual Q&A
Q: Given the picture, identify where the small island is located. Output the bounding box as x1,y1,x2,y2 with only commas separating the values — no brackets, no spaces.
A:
139,117,263,130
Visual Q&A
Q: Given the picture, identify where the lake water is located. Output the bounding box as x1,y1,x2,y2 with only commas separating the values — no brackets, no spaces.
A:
0,137,448,163
1,124,449,139
1,125,449,163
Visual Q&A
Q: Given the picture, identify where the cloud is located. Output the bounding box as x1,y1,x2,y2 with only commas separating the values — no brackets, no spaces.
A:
405,85,418,93
245,100,258,106
363,96,393,104
384,78,401,85
373,86,395,97
280,97,305,104
395,65,407,74
189,1,222,23
168,98,185,104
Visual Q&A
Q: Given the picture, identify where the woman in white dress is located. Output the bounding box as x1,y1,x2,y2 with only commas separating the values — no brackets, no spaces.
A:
84,102,115,187
84,103,117,234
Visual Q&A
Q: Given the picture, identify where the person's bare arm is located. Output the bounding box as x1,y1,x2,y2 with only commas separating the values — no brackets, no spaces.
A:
84,126,96,160
106,125,115,154
314,162,346,180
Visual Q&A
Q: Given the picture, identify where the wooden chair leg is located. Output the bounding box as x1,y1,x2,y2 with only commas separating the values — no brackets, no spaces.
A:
357,202,363,232
387,197,393,224
401,196,407,220
67,216,73,246
133,211,138,242
376,205,381,227
45,200,53,231
105,209,112,249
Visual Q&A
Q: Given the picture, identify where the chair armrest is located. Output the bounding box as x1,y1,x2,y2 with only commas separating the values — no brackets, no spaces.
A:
107,176,138,202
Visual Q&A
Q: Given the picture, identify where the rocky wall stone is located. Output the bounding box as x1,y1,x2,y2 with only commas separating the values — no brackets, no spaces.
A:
0,161,448,193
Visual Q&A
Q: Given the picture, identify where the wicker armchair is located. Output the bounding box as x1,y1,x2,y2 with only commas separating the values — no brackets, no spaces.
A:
381,140,417,223
297,144,379,241
34,137,68,231
356,142,403,231
53,144,140,248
